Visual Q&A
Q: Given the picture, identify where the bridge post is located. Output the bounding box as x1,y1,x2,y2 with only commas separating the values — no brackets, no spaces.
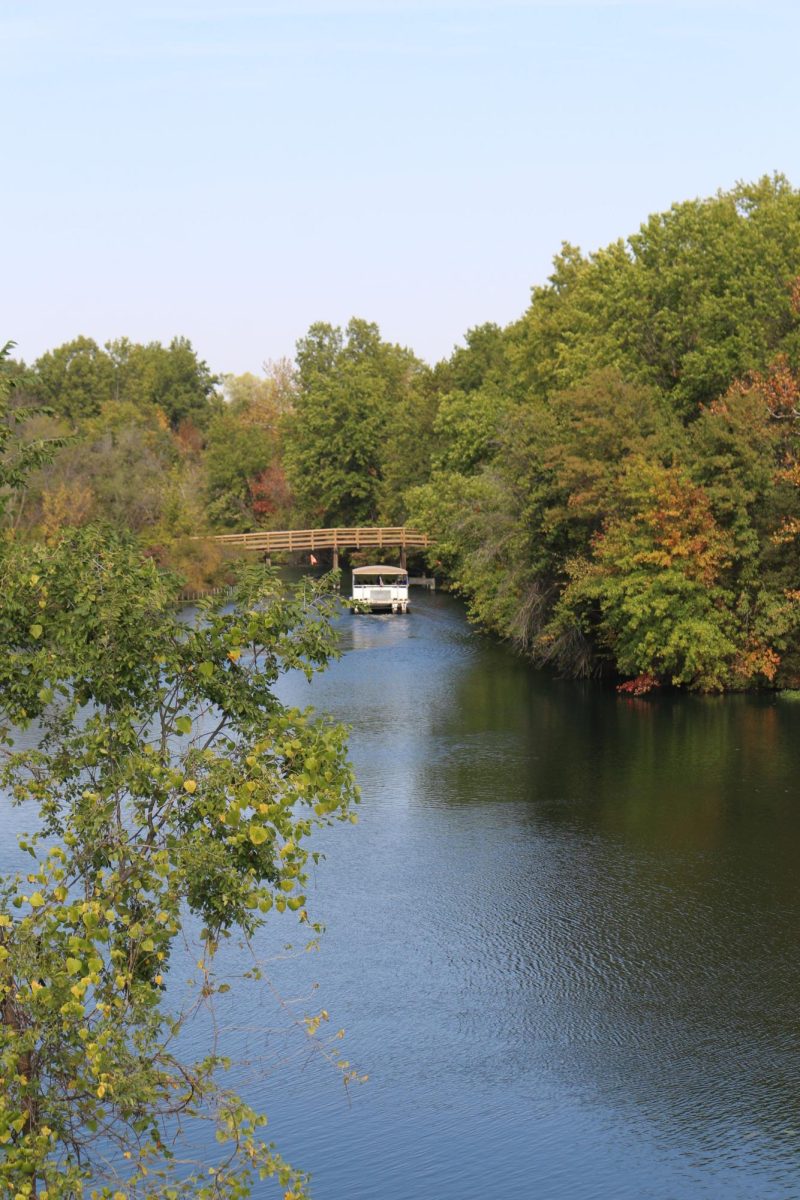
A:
400,546,407,570
332,547,339,571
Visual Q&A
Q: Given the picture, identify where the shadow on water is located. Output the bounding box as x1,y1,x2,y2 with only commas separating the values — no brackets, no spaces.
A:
254,588,800,1200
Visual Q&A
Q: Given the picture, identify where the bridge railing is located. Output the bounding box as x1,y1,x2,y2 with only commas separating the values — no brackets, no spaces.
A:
202,526,430,552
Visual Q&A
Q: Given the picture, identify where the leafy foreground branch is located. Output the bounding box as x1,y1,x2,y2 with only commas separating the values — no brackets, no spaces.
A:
0,530,359,1198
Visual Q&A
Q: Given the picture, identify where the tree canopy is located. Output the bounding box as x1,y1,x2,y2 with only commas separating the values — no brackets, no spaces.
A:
282,319,426,526
0,527,359,1196
30,337,221,430
409,175,800,690
8,174,800,690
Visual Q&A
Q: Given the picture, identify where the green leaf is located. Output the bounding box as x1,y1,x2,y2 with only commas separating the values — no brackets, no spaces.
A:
0,522,359,1190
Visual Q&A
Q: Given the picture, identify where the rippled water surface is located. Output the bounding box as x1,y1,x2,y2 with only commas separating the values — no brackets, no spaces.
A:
5,587,800,1198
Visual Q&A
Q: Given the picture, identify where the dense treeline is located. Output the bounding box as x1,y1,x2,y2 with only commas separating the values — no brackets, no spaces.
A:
5,174,800,690
410,175,800,691
2,336,296,585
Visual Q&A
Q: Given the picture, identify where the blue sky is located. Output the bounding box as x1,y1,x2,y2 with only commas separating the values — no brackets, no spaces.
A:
2,0,798,374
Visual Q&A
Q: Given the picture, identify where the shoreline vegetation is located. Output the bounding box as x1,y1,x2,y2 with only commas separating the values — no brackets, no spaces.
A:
6,175,800,693
0,525,362,1196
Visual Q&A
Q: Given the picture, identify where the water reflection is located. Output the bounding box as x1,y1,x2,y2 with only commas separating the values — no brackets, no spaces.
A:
258,590,800,1199
3,587,800,1199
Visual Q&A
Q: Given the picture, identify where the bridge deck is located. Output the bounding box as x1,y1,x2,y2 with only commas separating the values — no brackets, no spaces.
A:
205,526,430,553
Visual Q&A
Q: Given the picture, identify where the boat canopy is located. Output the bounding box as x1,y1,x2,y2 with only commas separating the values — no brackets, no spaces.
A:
352,564,408,576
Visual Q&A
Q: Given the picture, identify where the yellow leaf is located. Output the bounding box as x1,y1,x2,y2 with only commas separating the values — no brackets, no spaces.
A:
183,779,197,794
248,824,268,846
28,892,44,908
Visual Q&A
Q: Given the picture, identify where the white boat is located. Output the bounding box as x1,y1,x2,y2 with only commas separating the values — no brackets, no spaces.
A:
352,565,410,613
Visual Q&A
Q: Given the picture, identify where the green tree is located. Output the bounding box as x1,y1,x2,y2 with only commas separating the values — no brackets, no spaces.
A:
204,409,281,529
544,457,739,689
431,322,508,396
0,527,359,1197
507,175,800,418
429,384,513,477
106,337,221,431
31,337,221,431
410,178,800,689
689,360,800,684
0,342,66,525
283,319,423,526
410,370,682,675
33,338,115,423
377,376,438,523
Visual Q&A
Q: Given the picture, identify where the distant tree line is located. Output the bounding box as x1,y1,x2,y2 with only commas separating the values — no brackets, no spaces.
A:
6,174,800,689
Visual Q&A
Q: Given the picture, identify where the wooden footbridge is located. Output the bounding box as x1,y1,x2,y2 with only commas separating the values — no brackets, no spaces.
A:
205,526,430,569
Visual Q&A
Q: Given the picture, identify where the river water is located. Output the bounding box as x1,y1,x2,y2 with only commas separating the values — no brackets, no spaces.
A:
4,587,800,1197
237,588,800,1199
